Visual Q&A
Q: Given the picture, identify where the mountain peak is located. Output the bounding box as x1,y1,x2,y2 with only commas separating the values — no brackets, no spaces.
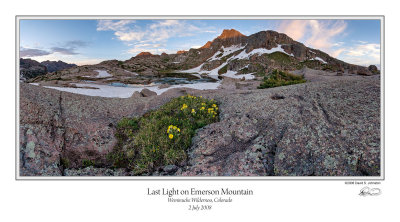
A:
136,52,153,57
200,41,213,49
176,50,188,54
217,29,245,39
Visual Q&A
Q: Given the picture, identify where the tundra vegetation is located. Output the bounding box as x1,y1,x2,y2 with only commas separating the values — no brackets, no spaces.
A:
258,69,306,89
109,95,219,175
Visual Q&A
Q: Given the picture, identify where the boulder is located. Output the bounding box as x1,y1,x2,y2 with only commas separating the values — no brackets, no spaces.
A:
158,84,171,89
368,65,380,74
19,83,168,175
177,78,380,176
140,88,157,97
357,67,372,76
130,91,143,98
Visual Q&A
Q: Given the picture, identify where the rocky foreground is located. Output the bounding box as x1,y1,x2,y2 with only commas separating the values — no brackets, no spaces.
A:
19,71,381,176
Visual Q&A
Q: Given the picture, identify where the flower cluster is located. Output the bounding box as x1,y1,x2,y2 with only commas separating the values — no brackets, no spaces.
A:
179,94,219,118
187,95,195,99
208,106,218,118
167,125,180,140
181,103,188,111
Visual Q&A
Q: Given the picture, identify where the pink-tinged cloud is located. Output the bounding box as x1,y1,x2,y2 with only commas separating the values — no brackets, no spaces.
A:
331,48,345,58
306,20,347,50
277,20,347,56
277,20,309,40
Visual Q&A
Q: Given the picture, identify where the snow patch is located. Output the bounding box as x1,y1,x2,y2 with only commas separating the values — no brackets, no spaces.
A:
124,70,138,75
208,44,246,61
180,64,203,73
180,44,293,80
84,70,113,78
40,82,221,98
179,62,226,80
233,45,294,60
311,57,327,64
94,70,113,78
222,70,255,80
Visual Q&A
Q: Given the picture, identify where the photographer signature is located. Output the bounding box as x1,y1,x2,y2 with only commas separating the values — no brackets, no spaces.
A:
359,186,381,196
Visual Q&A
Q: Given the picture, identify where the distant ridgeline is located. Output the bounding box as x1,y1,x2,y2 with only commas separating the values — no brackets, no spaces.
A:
19,58,76,81
21,29,380,82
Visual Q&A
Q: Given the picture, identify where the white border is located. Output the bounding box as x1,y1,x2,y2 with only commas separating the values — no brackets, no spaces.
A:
16,15,385,180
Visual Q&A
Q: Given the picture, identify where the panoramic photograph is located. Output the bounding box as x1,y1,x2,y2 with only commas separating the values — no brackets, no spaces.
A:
18,18,381,177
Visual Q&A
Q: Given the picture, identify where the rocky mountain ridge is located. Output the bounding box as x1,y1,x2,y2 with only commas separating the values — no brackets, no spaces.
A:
40,60,77,73
20,58,77,81
26,28,379,86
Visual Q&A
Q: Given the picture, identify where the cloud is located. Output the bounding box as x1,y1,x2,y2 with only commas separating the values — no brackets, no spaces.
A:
51,47,79,55
20,40,89,58
125,42,172,55
277,20,347,52
345,43,380,57
277,20,380,66
24,52,105,66
50,40,89,55
277,20,309,40
305,20,347,50
20,47,51,57
65,40,89,48
115,31,145,41
96,20,135,31
331,48,345,58
336,43,380,66
127,47,169,55
97,20,207,55
332,42,344,47
98,20,202,42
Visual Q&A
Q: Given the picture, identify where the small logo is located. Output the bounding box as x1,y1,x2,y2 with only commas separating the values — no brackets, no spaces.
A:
359,186,381,196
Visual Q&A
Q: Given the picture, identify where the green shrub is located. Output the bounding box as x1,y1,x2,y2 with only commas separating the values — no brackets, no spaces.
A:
109,95,220,174
82,159,94,167
258,69,306,89
60,157,70,169
218,64,228,75
239,67,250,74
266,52,292,64
220,51,237,62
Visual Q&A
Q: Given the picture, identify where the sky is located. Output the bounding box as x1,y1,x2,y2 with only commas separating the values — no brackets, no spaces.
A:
19,19,381,67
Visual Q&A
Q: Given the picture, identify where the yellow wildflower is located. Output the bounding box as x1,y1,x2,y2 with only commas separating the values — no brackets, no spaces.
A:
181,104,188,110
212,104,217,108
169,134,173,139
191,109,196,114
200,107,205,111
